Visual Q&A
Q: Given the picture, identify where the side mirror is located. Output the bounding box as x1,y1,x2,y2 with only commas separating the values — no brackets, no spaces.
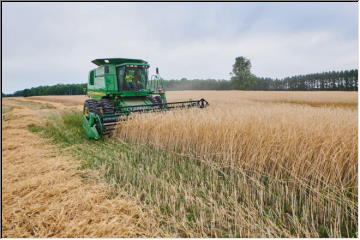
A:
156,67,159,75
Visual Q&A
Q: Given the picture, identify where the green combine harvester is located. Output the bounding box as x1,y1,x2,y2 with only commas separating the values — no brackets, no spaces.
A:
82,58,209,139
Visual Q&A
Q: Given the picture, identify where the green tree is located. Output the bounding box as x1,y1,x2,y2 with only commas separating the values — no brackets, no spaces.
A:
23,89,31,97
230,57,256,90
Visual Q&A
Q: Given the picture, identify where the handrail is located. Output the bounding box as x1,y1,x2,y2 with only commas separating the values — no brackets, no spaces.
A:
148,74,164,92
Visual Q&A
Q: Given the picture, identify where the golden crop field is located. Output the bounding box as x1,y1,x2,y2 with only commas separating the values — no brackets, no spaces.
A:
115,91,358,237
2,91,358,238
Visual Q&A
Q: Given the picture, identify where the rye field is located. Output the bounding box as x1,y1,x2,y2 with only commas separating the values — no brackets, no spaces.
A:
2,91,358,237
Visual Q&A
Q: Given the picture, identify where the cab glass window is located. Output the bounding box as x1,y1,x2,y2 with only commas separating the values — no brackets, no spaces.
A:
95,66,105,76
123,67,146,90
89,71,95,85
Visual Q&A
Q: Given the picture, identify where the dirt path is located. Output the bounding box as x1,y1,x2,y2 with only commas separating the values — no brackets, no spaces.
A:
2,98,160,237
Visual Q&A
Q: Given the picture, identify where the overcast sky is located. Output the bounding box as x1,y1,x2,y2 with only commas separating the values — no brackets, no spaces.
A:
2,2,358,93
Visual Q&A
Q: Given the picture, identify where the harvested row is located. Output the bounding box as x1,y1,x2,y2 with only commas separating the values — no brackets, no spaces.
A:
1,98,162,238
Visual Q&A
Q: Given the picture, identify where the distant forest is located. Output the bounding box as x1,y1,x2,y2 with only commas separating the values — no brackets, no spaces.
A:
3,69,358,97
253,69,358,91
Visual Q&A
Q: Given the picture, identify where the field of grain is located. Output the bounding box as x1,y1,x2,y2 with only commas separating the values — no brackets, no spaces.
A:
114,91,358,237
2,91,358,238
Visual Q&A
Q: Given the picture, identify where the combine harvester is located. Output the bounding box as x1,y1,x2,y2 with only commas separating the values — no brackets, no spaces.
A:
82,58,209,139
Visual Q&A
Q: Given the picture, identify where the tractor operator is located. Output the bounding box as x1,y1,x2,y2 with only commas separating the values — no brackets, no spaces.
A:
125,70,135,90
125,69,143,90
134,70,143,89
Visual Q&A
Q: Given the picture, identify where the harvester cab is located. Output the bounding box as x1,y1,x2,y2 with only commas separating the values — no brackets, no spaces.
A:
82,58,209,139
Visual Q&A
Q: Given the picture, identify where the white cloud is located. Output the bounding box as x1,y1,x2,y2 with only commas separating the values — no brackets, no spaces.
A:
2,2,358,93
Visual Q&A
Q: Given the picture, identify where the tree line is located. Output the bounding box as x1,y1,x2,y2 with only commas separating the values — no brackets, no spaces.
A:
248,70,358,91
6,83,87,97
230,56,358,91
242,69,358,91
3,57,357,97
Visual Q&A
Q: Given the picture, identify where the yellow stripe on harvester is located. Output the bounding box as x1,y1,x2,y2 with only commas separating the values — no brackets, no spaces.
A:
88,91,105,96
